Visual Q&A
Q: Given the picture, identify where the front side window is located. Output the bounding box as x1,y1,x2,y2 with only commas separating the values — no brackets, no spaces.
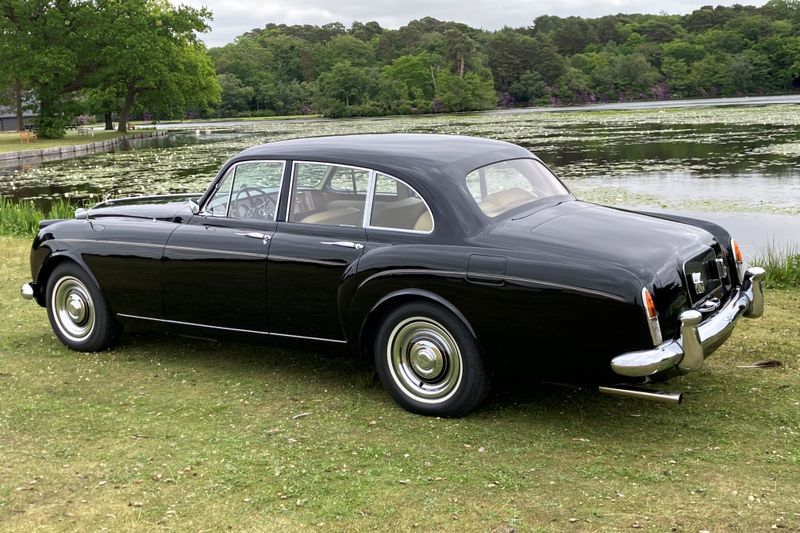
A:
370,173,433,232
465,159,569,217
289,162,368,227
205,161,284,219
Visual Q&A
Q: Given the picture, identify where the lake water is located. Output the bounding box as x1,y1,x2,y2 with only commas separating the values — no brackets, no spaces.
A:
1,101,799,256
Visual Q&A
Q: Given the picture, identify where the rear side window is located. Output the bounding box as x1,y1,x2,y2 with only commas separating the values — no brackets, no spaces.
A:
369,173,433,233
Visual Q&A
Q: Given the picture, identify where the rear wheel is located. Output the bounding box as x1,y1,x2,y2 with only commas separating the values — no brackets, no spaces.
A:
46,262,121,351
374,302,491,417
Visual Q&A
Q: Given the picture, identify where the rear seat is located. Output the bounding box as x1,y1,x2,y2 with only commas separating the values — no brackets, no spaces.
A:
300,206,363,226
370,198,426,230
478,188,535,217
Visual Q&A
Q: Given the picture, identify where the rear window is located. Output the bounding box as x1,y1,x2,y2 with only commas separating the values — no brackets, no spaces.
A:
465,159,569,217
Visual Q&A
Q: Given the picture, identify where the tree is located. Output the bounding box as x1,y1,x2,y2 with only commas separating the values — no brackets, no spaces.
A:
217,74,254,113
92,0,219,132
315,61,372,115
381,53,436,99
318,35,374,69
435,71,496,112
349,21,383,42
0,1,99,137
509,71,548,104
487,31,539,92
0,0,218,136
444,29,476,78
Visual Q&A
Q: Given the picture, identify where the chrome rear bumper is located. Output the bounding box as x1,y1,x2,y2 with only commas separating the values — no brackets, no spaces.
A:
611,266,765,377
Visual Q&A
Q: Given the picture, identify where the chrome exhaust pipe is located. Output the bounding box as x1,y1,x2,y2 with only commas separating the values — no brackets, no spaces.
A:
599,385,683,404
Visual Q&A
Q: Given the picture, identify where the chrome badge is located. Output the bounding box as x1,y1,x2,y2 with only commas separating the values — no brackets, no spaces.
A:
692,272,705,294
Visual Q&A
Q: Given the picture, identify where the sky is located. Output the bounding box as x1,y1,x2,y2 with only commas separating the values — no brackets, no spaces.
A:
173,0,767,48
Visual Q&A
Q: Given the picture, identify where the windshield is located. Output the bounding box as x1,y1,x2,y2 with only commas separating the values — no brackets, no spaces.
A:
465,158,569,217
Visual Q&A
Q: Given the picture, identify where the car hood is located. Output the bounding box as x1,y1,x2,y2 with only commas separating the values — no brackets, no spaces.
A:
480,200,716,284
88,193,200,222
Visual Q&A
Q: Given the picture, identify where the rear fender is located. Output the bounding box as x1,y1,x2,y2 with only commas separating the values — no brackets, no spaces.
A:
355,288,476,358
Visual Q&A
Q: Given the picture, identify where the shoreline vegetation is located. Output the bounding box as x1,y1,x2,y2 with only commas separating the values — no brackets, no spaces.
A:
6,3,800,137
0,130,149,155
1,195,798,288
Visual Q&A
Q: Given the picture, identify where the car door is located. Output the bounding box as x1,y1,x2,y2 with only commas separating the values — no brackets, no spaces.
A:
266,162,369,341
162,160,285,333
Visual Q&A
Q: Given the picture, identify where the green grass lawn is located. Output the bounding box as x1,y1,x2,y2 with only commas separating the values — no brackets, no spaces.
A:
1,235,798,532
0,130,131,154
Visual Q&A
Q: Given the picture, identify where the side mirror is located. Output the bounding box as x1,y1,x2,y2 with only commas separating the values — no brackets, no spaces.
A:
189,198,200,215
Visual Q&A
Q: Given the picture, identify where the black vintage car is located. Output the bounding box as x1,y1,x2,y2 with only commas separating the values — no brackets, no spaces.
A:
21,134,765,416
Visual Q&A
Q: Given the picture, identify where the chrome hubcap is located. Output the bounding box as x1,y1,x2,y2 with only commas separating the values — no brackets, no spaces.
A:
51,276,95,342
387,317,463,403
409,340,444,379
67,294,87,323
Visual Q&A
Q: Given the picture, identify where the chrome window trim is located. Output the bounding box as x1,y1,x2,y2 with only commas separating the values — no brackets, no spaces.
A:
361,169,377,228
366,172,435,235
116,313,348,344
284,161,435,234
287,160,373,225
201,159,287,219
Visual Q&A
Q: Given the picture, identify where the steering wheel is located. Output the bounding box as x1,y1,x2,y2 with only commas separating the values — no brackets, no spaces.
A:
234,186,277,219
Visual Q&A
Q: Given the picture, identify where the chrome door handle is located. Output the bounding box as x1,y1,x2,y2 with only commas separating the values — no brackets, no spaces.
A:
321,241,364,250
236,232,271,244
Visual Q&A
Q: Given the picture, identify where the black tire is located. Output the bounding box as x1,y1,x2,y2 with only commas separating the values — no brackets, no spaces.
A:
374,302,491,417
45,262,122,351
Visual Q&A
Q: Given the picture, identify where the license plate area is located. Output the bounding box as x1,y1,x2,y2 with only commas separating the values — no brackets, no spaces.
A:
684,248,724,306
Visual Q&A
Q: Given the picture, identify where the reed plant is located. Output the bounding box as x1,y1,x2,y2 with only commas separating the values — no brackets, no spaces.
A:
752,244,800,288
0,196,76,237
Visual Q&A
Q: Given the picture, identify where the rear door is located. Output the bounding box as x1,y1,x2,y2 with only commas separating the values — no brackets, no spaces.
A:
266,162,369,341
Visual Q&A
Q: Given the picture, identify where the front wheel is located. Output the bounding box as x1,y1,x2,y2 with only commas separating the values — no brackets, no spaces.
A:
46,262,121,351
374,302,491,417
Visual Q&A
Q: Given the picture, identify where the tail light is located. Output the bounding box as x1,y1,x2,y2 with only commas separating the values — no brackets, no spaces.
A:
730,238,746,284
641,288,662,346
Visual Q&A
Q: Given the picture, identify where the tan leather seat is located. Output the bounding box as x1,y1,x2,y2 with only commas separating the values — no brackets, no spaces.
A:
413,211,433,232
371,198,426,230
478,188,535,217
301,206,363,226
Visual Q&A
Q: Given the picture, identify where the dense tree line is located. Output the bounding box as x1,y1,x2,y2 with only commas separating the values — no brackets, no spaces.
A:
4,1,800,131
209,18,496,118
210,1,800,118
0,0,220,137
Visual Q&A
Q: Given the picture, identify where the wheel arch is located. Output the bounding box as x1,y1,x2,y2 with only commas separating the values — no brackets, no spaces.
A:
35,251,99,306
357,288,477,359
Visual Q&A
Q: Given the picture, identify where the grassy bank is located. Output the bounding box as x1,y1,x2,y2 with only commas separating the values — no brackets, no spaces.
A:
0,197,75,236
1,235,798,531
0,130,130,154
752,245,800,289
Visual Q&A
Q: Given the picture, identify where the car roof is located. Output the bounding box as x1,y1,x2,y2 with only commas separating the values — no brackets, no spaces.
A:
234,134,535,182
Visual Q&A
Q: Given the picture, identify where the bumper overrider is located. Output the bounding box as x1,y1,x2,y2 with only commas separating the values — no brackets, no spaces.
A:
611,266,765,377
